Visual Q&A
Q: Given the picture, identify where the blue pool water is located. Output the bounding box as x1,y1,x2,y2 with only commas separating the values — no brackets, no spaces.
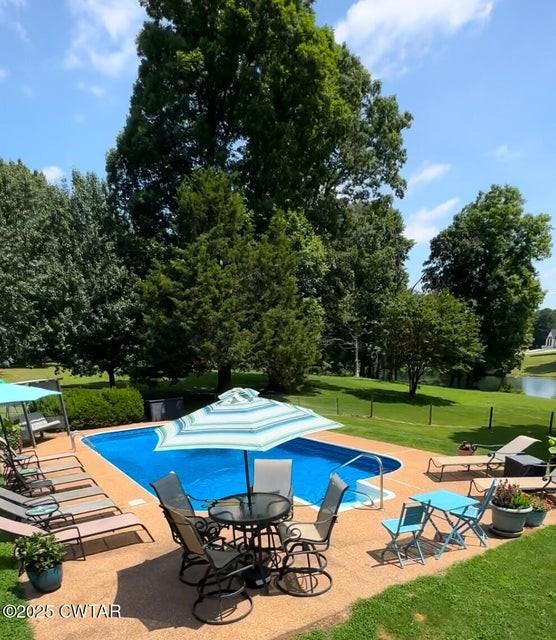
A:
83,427,401,509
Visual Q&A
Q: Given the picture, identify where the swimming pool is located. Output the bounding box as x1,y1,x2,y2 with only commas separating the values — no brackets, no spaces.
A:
83,427,402,509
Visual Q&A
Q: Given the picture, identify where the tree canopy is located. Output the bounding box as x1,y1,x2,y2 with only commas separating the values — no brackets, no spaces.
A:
423,185,551,377
384,291,483,397
107,0,411,240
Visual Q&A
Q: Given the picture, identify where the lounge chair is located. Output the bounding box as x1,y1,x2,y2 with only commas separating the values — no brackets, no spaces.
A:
470,468,556,496
381,501,429,568
0,436,81,466
450,480,497,546
4,461,96,495
276,473,348,596
253,459,293,500
0,513,154,558
0,495,120,526
0,485,108,506
426,436,540,481
165,507,253,625
151,472,221,584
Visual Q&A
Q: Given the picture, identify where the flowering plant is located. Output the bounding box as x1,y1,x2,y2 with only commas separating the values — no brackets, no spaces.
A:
491,481,531,510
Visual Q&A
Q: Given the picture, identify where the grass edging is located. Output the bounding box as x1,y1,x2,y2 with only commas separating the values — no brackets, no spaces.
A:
0,535,33,640
297,526,556,640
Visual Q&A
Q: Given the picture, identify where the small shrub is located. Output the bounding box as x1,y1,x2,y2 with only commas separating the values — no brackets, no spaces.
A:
492,481,531,510
15,533,65,573
37,387,144,430
530,495,551,513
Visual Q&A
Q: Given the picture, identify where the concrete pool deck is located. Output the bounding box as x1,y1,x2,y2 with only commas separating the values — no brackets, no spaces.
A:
21,424,555,640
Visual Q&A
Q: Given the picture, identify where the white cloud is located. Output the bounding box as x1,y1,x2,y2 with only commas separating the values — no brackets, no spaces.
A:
407,162,451,189
490,143,517,160
64,0,145,77
405,197,460,243
0,67,8,81
77,80,105,97
0,0,28,42
41,165,65,184
335,0,494,76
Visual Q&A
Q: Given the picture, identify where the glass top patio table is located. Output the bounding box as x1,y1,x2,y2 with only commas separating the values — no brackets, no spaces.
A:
209,492,291,527
411,489,478,513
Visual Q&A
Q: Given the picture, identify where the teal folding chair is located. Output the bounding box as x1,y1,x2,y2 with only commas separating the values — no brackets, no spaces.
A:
450,480,496,547
381,501,429,568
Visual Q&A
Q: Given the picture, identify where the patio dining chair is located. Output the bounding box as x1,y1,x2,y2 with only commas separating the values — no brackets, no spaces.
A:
450,480,497,547
151,472,222,584
276,473,348,597
253,459,293,500
381,501,429,568
165,507,254,625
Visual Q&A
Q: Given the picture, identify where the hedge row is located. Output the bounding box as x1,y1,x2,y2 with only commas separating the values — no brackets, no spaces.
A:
38,387,144,430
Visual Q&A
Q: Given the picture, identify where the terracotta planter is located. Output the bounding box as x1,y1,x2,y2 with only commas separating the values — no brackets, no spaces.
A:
490,504,532,538
457,449,474,456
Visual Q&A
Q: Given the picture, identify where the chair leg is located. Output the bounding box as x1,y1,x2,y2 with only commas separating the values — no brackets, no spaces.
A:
277,542,332,597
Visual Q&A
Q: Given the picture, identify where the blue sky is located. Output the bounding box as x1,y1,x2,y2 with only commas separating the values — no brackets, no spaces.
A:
1,0,555,304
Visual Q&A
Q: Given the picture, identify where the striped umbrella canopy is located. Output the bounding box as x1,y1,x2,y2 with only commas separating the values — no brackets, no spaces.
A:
155,387,342,504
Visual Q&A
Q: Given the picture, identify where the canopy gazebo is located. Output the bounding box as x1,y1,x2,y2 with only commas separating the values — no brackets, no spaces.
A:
0,378,71,448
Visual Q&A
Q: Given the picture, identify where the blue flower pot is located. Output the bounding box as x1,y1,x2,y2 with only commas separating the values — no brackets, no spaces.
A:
27,565,63,593
526,510,548,528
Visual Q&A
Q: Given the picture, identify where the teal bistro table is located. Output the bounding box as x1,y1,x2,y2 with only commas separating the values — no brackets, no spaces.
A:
410,489,479,559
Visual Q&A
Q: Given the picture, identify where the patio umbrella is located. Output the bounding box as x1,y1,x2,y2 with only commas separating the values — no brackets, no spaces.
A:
154,387,342,506
0,382,61,466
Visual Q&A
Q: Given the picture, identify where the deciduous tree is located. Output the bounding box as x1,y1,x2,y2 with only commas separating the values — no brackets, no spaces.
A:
423,185,551,376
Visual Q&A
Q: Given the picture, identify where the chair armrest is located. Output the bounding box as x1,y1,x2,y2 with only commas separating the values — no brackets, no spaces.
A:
473,443,503,451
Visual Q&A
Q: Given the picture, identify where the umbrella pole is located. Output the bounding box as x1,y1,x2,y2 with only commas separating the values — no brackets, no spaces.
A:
243,450,252,509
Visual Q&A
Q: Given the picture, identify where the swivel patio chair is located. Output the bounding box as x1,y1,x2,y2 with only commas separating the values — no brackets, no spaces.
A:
151,472,222,584
450,480,497,547
165,507,254,625
276,473,348,597
381,501,429,568
253,459,293,500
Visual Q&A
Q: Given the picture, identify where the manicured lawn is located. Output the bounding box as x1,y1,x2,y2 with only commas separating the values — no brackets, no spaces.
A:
298,526,556,640
520,350,556,377
0,535,32,640
2,367,554,456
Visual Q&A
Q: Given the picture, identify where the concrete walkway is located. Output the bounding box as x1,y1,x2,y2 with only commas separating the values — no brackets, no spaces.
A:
20,425,554,640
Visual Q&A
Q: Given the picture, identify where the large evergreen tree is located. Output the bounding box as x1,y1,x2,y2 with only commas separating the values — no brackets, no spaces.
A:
423,185,551,377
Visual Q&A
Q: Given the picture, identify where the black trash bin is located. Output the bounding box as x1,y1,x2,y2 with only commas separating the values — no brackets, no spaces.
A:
145,397,185,421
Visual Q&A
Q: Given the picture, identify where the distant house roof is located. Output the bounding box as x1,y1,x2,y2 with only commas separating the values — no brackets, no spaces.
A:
548,329,556,338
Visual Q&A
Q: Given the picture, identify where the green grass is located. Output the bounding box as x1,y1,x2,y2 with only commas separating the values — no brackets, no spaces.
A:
520,350,556,377
0,535,32,640
2,367,555,456
298,526,556,640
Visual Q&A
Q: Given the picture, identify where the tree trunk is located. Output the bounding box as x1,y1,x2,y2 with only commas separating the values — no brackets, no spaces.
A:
107,367,116,388
354,336,360,378
408,370,419,398
217,364,232,393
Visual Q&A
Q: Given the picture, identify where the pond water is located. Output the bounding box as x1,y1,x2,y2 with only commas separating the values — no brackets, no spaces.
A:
509,375,556,399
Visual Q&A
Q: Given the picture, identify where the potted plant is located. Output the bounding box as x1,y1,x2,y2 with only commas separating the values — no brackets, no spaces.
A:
490,481,532,538
14,533,65,592
525,495,551,528
457,441,477,456
548,436,556,469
